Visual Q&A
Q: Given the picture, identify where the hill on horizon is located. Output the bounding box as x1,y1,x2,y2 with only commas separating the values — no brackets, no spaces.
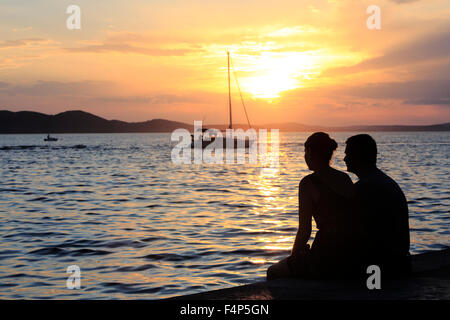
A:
0,110,194,134
0,110,449,133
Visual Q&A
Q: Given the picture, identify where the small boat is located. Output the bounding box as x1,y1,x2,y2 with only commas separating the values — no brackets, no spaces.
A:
191,51,254,149
44,134,58,142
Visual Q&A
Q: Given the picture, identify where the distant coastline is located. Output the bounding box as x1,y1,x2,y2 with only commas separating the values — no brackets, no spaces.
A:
0,110,449,133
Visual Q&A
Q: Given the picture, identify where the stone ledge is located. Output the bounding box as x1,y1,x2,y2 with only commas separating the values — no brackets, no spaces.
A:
172,248,450,300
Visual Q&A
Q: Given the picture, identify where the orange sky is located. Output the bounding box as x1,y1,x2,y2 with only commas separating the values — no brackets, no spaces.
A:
0,0,449,126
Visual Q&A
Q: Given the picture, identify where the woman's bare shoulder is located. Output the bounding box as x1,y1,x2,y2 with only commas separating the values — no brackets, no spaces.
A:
332,168,354,183
329,168,355,196
299,173,314,186
299,173,318,195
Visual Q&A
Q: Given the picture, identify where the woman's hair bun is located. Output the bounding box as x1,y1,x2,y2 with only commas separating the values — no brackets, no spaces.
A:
304,132,338,160
329,138,338,151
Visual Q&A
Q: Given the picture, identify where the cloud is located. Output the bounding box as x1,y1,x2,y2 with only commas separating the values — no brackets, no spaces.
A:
388,0,422,3
0,80,112,96
0,80,209,107
0,38,57,70
282,77,450,109
64,43,199,56
323,31,450,76
338,79,450,106
0,81,10,88
405,98,450,105
70,26,322,57
64,32,205,56
93,94,206,105
0,38,50,49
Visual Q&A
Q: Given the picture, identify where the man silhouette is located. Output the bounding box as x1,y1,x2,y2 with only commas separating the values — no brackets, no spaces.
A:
344,134,411,277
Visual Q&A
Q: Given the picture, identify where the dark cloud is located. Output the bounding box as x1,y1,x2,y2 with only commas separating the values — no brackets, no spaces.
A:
0,80,112,96
283,77,450,108
339,79,450,106
0,82,10,88
388,0,421,3
94,94,206,105
323,31,450,76
0,80,206,106
405,98,450,105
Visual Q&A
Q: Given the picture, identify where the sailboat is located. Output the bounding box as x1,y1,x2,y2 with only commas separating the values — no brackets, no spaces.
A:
44,134,58,142
191,51,254,149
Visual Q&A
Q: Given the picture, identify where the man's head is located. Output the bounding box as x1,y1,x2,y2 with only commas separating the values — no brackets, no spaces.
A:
344,134,377,175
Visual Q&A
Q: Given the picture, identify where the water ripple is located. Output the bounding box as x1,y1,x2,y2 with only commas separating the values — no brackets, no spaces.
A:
0,132,448,299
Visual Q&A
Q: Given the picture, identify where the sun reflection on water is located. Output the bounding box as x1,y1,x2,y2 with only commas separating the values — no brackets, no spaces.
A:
247,159,298,253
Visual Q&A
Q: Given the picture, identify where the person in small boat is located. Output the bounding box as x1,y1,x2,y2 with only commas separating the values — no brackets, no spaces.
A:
344,134,411,277
267,132,357,280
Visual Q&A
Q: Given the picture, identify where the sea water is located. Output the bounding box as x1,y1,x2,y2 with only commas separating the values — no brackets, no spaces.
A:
0,132,448,299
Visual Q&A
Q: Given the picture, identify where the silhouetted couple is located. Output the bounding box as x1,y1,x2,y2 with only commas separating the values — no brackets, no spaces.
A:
267,133,411,280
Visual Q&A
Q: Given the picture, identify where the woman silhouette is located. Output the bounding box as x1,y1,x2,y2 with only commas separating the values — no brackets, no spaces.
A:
267,132,356,280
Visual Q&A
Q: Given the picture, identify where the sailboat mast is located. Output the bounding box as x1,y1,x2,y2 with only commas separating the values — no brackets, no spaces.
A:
227,51,232,129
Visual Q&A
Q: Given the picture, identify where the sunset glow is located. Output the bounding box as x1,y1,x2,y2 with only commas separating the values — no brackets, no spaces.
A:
0,0,448,302
0,0,449,125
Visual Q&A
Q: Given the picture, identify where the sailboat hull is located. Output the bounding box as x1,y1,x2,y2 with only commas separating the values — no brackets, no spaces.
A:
190,137,254,149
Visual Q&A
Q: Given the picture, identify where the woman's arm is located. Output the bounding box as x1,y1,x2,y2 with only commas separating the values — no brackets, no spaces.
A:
291,177,313,255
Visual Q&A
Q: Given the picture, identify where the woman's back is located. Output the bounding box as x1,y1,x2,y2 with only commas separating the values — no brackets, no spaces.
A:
304,168,356,277
307,168,354,231
267,132,358,281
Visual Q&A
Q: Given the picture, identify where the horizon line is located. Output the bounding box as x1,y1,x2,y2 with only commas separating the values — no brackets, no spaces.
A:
1,109,449,128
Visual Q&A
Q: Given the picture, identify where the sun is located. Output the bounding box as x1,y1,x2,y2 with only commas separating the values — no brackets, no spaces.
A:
234,52,319,99
241,70,300,99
